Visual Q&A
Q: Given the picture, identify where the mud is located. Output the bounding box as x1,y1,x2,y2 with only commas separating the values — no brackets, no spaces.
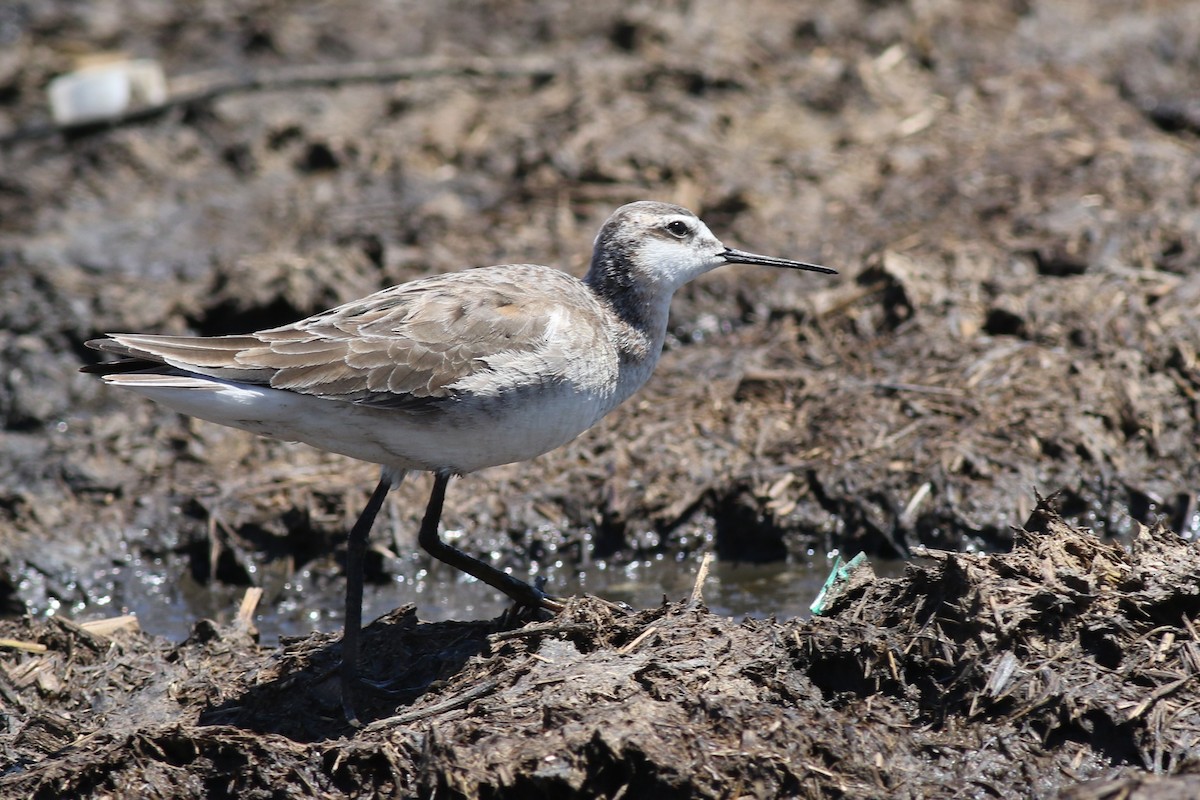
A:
4,501,1200,798
2,0,1200,796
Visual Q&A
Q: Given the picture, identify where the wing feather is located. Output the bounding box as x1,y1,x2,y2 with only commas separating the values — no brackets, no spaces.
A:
85,264,605,408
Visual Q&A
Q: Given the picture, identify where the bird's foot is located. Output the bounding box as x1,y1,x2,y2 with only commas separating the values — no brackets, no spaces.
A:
497,576,565,626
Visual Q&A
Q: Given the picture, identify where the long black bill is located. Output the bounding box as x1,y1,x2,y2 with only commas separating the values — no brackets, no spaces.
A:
722,248,837,274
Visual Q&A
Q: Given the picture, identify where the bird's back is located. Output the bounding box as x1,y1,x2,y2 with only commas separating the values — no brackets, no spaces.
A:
86,263,641,472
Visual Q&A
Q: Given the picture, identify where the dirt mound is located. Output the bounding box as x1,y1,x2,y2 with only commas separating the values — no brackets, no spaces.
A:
4,501,1199,798
3,1,1200,627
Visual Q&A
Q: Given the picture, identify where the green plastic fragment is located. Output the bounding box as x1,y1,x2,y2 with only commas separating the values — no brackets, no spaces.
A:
810,552,869,615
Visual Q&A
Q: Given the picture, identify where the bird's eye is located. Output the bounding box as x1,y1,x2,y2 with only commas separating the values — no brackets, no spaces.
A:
666,220,691,238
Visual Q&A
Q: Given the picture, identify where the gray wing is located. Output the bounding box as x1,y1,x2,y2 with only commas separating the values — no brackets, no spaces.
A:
85,265,600,408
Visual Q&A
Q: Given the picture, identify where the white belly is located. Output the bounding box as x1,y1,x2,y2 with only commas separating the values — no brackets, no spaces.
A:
110,374,622,474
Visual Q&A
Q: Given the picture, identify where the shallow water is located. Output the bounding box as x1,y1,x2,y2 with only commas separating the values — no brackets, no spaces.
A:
77,553,881,645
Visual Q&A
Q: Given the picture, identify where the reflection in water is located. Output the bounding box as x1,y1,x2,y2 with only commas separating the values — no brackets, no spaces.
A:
98,553,903,645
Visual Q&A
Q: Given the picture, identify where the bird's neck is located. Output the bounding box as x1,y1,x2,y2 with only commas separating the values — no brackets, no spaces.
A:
584,259,674,373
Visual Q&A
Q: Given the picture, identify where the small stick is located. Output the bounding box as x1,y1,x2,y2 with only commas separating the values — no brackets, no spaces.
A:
236,587,264,630
364,677,501,732
79,615,140,637
617,625,659,655
488,622,593,643
687,552,714,609
1,55,560,145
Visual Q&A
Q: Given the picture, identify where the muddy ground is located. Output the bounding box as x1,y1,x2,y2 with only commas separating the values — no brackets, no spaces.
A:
2,0,1200,796
5,502,1200,798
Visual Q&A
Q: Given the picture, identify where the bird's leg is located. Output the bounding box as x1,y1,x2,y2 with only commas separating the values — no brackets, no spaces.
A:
341,468,401,726
419,471,565,613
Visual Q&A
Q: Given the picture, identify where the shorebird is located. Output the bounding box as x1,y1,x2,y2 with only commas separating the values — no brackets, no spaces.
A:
83,200,835,722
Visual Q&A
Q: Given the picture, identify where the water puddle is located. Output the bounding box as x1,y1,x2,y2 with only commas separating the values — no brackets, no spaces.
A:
77,553,905,645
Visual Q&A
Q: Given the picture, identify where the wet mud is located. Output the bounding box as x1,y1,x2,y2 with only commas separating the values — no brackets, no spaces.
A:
5,501,1200,798
2,0,1200,796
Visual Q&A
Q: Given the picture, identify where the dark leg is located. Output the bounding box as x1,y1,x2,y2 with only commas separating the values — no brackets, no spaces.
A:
341,470,396,726
418,471,564,613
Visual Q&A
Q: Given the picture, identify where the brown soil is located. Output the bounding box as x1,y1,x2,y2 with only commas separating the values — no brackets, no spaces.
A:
5,501,1200,798
2,0,1200,796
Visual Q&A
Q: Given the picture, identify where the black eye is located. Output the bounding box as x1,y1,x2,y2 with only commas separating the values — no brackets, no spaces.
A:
666,220,690,238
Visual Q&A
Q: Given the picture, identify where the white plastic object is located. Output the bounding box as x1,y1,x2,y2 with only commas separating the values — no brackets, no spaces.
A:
48,59,167,125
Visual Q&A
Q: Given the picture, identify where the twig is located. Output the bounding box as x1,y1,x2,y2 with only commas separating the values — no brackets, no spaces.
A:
235,587,264,630
873,381,964,397
79,615,140,638
2,55,560,145
617,625,659,655
687,552,714,609
488,622,593,643
1125,675,1193,722
363,677,501,732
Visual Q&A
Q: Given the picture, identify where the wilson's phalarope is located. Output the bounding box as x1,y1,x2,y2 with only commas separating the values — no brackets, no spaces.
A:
83,200,836,722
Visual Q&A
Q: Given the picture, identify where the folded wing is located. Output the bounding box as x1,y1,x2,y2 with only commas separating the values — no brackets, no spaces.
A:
85,265,592,409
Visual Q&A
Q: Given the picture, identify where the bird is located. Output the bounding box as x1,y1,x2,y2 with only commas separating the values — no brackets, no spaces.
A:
82,200,836,722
